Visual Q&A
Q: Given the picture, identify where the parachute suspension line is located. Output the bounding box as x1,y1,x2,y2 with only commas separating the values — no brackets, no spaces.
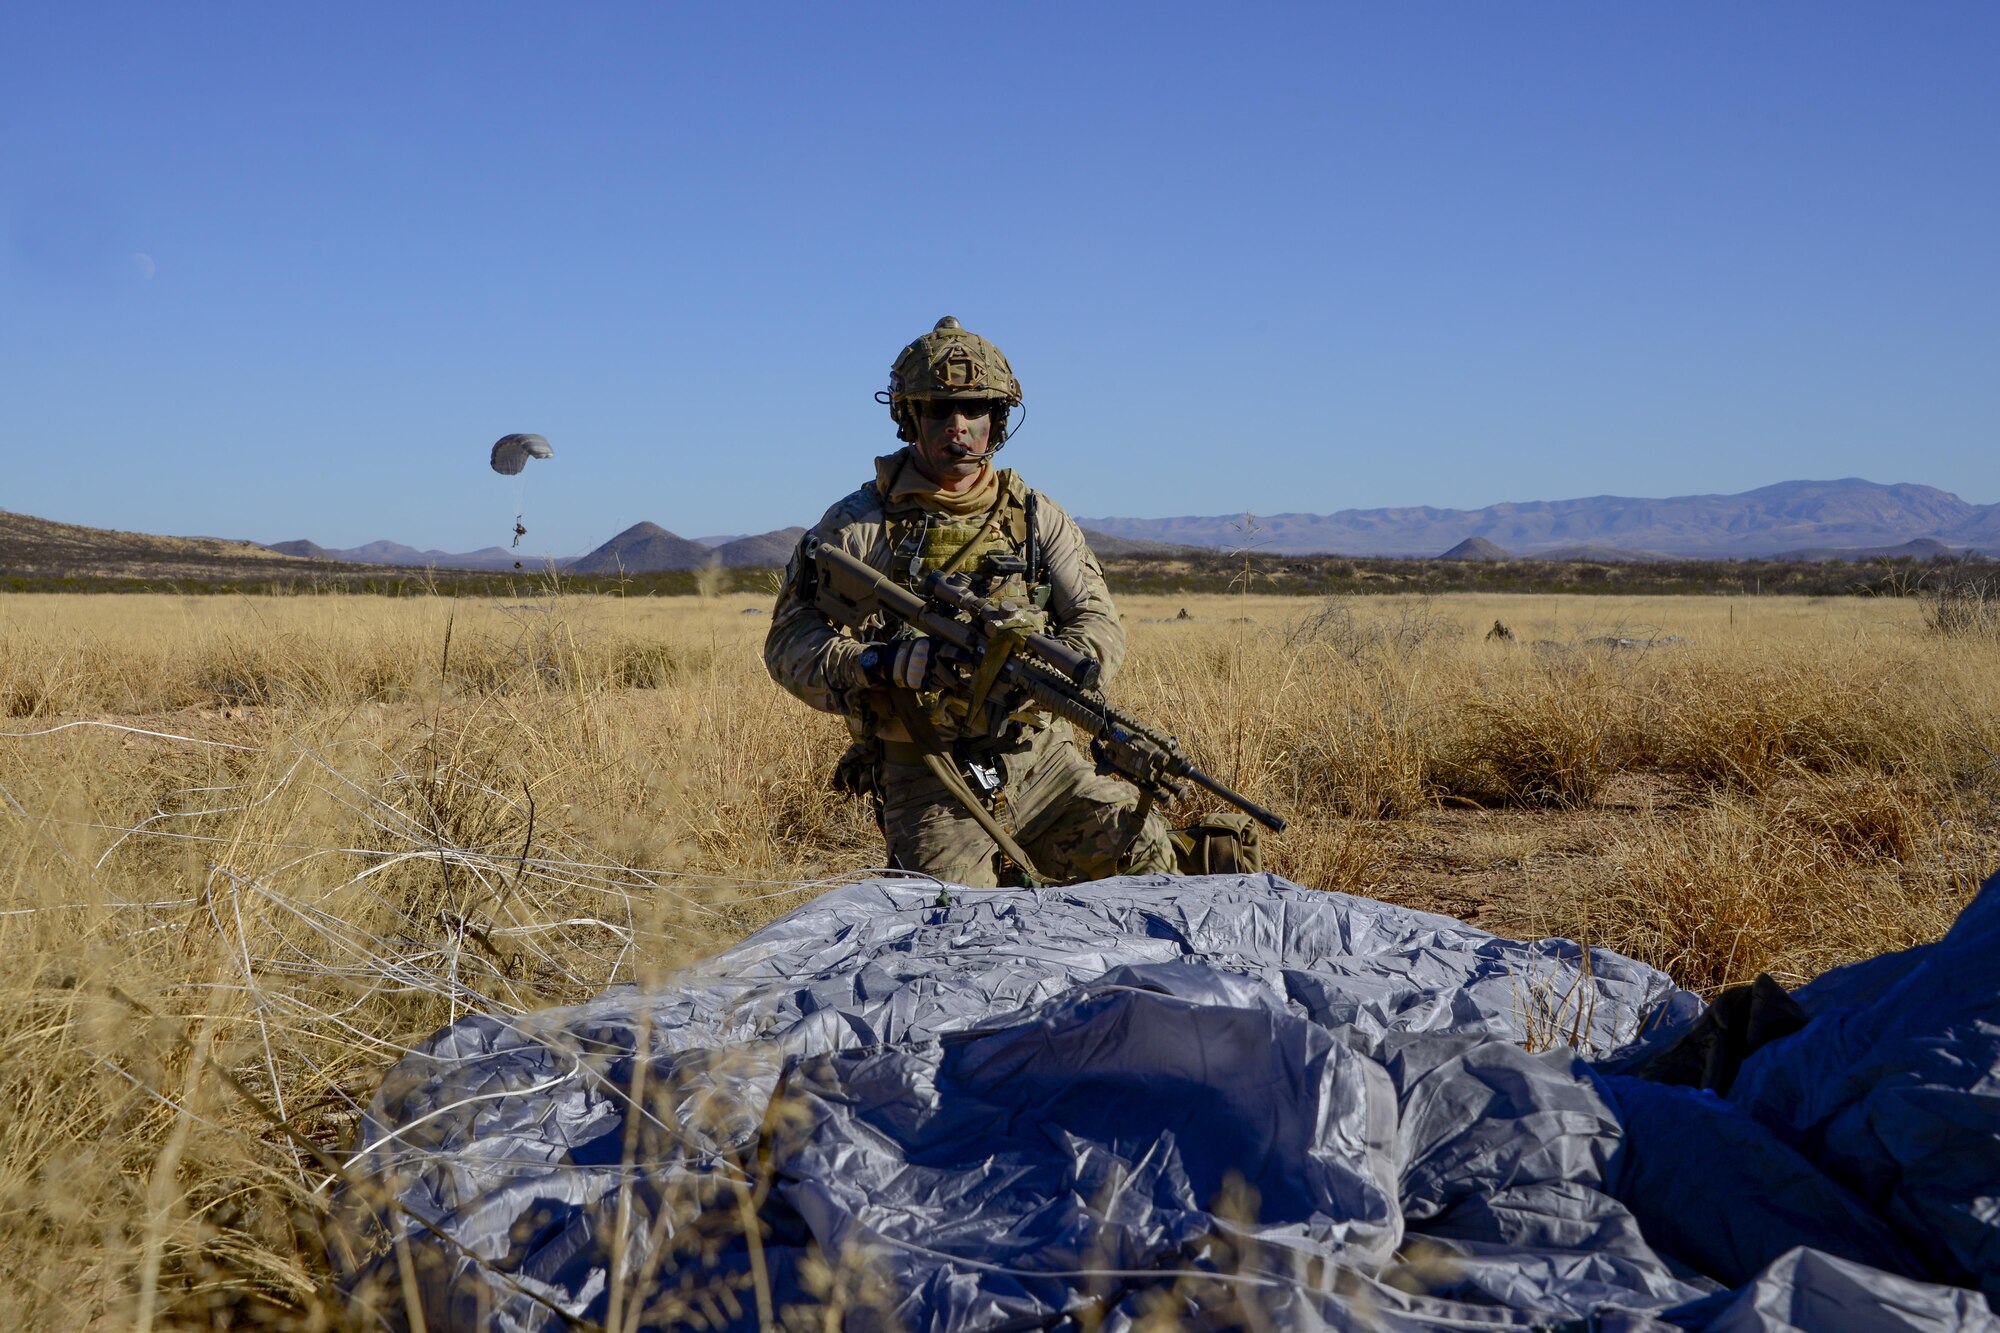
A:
510,471,530,548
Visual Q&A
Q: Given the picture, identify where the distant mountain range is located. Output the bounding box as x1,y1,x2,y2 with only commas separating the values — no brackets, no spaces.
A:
1079,479,2000,559
266,538,526,570
266,521,1189,572
266,479,2000,570
284,478,1997,571
13,480,1992,584
266,527,810,573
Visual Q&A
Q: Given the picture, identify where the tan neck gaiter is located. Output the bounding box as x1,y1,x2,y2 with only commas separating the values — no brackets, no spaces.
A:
877,448,1001,516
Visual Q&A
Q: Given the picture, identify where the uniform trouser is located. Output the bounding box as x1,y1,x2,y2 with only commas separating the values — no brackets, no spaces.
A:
877,722,1177,887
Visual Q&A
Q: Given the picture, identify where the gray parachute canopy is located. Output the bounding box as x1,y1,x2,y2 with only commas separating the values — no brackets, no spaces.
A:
488,433,553,476
333,870,2000,1331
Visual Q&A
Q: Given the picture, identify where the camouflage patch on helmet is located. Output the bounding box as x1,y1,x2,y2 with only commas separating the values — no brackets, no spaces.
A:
931,342,988,392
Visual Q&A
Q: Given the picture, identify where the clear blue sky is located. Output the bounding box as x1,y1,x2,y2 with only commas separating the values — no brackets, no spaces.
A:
4,3,1996,555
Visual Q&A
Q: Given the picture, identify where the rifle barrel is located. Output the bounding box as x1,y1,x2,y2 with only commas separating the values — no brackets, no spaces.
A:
1179,767,1288,834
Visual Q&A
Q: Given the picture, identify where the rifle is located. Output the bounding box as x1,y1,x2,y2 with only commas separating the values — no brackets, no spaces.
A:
809,539,1287,835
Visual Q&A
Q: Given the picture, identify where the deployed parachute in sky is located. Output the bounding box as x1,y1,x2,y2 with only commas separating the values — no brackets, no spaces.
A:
488,432,553,475
489,434,555,557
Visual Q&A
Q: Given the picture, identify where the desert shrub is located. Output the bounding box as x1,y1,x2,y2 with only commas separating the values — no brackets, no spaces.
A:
1268,599,1466,817
1759,766,1943,863
1267,815,1384,894
608,639,684,689
2,672,67,718
1283,595,1459,665
1275,663,1442,819
1923,573,2000,639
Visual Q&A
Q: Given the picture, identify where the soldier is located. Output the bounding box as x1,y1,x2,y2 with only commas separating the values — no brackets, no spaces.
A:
764,316,1178,887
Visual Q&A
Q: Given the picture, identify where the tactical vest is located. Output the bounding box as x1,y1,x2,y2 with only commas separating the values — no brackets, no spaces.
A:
869,467,1048,607
861,467,1052,747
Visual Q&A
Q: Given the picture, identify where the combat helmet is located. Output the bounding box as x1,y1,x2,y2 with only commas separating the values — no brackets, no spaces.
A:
880,316,1023,444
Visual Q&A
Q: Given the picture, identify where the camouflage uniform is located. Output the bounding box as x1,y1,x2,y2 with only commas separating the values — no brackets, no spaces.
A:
765,445,1177,887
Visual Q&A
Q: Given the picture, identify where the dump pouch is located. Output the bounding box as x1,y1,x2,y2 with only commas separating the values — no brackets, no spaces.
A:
1171,811,1263,875
831,738,884,801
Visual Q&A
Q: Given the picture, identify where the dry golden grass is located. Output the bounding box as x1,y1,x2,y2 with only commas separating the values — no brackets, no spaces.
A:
2,586,1996,1327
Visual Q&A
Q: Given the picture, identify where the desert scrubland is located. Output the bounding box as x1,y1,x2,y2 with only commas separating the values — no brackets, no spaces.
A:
2,586,1997,1326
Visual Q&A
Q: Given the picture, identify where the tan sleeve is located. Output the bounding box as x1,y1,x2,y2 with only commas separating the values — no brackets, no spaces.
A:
1033,494,1128,688
762,495,884,714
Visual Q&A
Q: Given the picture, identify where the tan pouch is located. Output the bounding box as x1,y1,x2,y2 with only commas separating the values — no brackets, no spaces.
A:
1171,812,1263,875
831,738,883,800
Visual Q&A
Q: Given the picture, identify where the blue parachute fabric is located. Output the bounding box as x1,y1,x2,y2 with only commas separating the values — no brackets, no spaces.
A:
334,871,2000,1332
1726,870,2000,1303
1595,1075,1922,1287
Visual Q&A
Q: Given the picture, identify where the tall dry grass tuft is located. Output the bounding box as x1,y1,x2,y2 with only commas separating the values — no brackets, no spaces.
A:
1434,653,1621,808
0,586,1996,1325
1525,765,1978,992
1642,650,1946,788
1269,598,1460,819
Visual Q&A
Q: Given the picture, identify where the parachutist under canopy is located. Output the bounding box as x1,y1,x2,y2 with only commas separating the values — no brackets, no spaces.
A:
494,434,550,559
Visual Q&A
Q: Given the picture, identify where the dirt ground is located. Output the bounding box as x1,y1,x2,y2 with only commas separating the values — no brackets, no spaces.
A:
1362,771,1689,932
